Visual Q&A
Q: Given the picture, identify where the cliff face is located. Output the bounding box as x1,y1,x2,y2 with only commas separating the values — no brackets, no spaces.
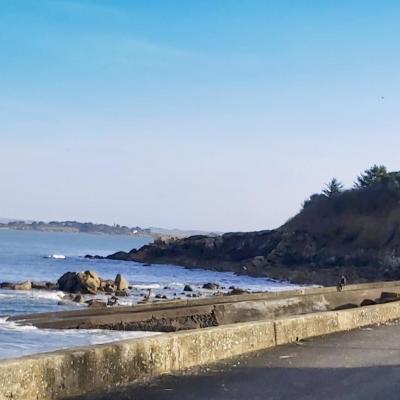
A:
108,181,400,285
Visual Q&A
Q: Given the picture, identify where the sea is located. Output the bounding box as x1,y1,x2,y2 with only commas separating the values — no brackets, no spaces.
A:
0,229,298,360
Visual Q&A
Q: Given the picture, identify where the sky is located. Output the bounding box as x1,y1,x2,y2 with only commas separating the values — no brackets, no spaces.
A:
1,0,400,232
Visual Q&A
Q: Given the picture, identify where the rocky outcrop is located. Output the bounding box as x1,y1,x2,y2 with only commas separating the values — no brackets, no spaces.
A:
57,271,131,295
107,180,400,285
1,271,131,298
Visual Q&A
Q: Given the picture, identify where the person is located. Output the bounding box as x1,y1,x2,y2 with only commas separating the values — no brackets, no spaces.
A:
336,275,348,292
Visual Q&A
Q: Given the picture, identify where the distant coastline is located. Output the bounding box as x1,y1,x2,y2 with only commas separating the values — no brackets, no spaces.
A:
0,220,151,237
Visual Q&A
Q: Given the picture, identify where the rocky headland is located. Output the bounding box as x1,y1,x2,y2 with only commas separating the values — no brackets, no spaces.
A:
106,166,400,286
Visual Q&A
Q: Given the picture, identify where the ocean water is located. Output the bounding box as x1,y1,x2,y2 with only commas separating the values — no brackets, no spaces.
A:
0,229,298,359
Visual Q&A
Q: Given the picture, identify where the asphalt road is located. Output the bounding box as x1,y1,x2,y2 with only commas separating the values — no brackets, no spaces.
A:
75,322,400,400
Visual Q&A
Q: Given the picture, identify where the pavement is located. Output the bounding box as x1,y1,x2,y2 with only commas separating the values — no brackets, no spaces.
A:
75,322,400,400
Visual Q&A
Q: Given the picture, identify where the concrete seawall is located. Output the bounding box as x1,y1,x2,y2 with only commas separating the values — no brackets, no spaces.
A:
12,281,400,332
2,301,400,400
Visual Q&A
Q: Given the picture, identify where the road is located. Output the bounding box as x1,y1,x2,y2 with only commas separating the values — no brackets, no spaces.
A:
75,322,400,400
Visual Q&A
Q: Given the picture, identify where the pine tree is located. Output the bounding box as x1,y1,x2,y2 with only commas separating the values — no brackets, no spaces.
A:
322,178,344,197
354,165,388,189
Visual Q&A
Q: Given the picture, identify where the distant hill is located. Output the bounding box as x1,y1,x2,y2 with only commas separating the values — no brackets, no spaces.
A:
149,227,222,239
108,166,400,285
0,220,151,236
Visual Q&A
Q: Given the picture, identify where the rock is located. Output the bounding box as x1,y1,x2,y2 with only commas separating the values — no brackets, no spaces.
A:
0,282,12,289
360,299,377,307
46,282,59,290
84,254,103,259
107,296,118,306
115,290,128,297
57,271,101,294
380,291,400,300
100,279,116,293
58,272,80,293
86,299,107,308
334,303,358,310
377,291,400,304
31,281,48,290
202,283,220,290
72,294,84,303
83,270,101,292
13,281,32,291
228,288,249,295
115,274,129,291
184,285,193,292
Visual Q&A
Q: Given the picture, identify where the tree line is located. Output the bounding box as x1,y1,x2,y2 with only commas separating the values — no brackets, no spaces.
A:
322,165,399,198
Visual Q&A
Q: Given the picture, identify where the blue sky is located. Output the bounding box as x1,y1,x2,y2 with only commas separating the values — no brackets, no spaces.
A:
1,0,400,231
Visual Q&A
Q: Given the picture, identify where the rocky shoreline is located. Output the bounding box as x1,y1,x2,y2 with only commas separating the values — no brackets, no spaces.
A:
0,270,251,309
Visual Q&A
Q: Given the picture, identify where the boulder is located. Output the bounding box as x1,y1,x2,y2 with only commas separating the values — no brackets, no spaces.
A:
57,271,101,294
184,285,193,292
82,270,101,293
115,274,129,291
202,283,220,290
12,281,32,291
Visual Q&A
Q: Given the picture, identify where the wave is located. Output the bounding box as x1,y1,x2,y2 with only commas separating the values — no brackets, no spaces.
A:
45,254,66,259
0,317,37,332
29,290,65,301
131,284,161,289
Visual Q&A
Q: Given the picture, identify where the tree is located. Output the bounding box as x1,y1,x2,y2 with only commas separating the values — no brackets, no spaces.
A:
322,178,344,198
354,165,388,189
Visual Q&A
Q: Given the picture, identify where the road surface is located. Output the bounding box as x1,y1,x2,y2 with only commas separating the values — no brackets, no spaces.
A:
75,322,400,400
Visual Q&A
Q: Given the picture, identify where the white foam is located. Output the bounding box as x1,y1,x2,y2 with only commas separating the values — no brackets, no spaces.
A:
0,317,37,332
29,290,65,301
132,284,161,289
0,317,161,359
0,293,16,299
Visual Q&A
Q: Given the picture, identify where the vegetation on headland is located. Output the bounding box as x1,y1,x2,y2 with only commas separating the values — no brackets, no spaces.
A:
108,165,400,285
0,220,151,236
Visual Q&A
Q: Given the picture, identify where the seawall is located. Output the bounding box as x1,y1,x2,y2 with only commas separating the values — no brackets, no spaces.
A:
12,281,400,331
2,300,400,400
